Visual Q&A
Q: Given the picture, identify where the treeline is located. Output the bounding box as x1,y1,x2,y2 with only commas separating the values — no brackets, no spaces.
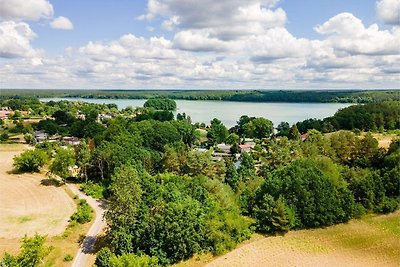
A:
295,101,400,134
0,98,118,117
1,89,399,103
143,98,177,110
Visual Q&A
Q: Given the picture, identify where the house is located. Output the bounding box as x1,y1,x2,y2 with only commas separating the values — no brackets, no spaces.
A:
98,113,113,121
301,133,309,142
48,134,60,142
0,111,10,120
62,136,81,146
244,141,256,146
216,143,232,154
193,148,208,153
76,113,86,120
34,131,48,143
0,107,13,119
212,152,230,161
239,143,255,153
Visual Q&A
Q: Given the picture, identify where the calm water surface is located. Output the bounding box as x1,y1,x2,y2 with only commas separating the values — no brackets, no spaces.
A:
41,98,352,128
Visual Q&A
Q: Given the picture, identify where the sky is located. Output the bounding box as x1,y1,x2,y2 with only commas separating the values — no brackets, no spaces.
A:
0,0,399,89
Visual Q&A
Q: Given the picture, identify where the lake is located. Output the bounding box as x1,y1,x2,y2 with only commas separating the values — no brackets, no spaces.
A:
40,98,353,128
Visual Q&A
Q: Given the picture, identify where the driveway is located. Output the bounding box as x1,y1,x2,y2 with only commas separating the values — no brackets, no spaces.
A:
66,183,107,267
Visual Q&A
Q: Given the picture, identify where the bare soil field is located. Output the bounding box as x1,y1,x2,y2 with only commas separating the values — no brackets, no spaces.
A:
0,144,75,252
202,211,400,267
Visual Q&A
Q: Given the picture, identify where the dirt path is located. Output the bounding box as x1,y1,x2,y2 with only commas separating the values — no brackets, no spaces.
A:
66,183,107,267
0,145,75,239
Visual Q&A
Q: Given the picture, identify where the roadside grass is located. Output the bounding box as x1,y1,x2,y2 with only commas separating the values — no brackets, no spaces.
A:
43,185,95,267
363,212,400,237
80,181,106,199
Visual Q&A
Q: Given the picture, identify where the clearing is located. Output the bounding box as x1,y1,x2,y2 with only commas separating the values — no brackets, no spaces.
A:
199,211,400,267
370,132,398,149
0,144,75,253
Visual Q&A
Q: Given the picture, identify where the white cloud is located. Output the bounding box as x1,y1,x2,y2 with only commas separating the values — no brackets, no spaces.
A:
376,0,400,25
79,34,178,62
244,28,311,62
142,0,286,40
1,2,399,89
162,16,179,31
0,21,37,58
0,0,53,21
315,13,365,36
315,12,400,55
173,30,228,52
50,16,73,30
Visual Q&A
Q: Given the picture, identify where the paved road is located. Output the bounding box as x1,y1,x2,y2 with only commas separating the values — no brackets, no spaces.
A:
66,183,107,267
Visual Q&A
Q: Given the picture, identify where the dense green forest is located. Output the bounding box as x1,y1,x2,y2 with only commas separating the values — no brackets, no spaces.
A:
1,97,399,266
0,89,399,103
295,101,400,134
143,98,177,110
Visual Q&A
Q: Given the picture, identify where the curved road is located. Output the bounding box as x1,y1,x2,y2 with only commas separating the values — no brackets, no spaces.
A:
66,183,107,267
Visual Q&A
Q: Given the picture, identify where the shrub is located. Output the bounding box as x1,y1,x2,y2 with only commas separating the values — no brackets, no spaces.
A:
80,181,105,199
95,247,113,267
374,197,399,214
63,254,73,262
13,149,49,172
109,253,160,267
95,248,160,267
70,199,93,224
0,132,9,141
353,203,367,218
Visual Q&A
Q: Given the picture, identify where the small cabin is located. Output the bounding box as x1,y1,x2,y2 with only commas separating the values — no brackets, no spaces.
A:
62,136,81,146
34,131,48,143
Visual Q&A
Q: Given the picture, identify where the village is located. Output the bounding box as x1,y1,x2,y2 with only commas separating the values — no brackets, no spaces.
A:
0,104,263,169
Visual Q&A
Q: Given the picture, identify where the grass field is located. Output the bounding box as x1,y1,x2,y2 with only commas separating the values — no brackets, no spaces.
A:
176,211,400,267
0,144,75,239
0,144,90,266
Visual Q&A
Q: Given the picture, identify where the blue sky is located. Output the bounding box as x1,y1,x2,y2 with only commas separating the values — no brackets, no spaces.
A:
0,0,399,89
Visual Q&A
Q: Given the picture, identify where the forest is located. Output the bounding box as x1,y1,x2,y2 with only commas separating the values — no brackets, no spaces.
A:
0,97,399,266
0,89,399,103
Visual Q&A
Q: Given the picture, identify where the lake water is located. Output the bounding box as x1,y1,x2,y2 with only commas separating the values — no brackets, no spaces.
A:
41,98,352,128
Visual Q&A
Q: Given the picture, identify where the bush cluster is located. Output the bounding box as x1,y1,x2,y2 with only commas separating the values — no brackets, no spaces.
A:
13,149,49,173
70,199,93,224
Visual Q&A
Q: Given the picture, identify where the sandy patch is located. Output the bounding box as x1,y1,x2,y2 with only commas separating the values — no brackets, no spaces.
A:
0,144,75,240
